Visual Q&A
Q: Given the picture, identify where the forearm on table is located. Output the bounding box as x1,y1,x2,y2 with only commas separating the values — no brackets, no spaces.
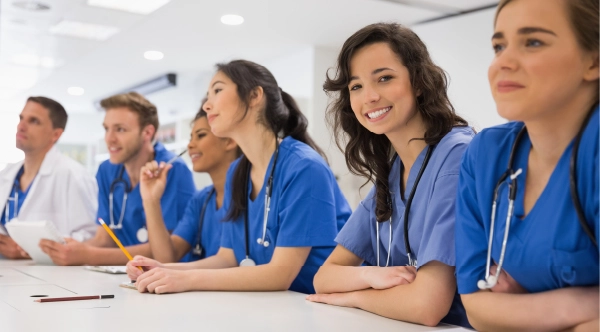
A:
87,243,153,265
165,250,237,270
314,265,370,294
142,200,178,263
567,318,599,332
462,287,600,332
187,264,301,291
349,269,455,326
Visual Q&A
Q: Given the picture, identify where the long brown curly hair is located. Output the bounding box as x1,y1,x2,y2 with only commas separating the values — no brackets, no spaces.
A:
324,22,468,222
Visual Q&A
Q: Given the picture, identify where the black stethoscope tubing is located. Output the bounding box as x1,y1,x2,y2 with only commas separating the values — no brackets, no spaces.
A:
397,145,435,267
569,107,597,246
193,187,216,257
498,107,597,246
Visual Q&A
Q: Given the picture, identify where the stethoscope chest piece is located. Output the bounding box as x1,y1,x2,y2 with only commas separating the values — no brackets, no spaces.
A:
239,257,256,267
136,227,148,243
192,245,203,257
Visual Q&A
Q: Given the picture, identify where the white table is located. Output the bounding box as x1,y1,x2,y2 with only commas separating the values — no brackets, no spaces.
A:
0,262,470,332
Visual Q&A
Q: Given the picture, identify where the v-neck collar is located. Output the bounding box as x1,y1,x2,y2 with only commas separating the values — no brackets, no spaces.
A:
398,146,429,201
247,139,281,204
512,131,574,221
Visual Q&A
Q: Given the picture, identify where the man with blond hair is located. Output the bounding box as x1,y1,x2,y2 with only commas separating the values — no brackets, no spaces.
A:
40,92,195,265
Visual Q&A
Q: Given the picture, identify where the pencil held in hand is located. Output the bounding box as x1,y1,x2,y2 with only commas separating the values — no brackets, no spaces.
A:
98,218,143,272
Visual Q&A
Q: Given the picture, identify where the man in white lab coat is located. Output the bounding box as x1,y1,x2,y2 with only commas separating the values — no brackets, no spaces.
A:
0,96,98,259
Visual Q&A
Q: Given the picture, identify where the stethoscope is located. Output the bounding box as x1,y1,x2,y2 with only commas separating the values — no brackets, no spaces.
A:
376,145,434,267
108,166,132,230
192,188,215,257
4,167,26,222
478,106,597,290
239,138,280,267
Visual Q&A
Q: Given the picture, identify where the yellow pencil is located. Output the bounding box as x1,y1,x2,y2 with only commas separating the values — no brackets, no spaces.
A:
98,218,144,272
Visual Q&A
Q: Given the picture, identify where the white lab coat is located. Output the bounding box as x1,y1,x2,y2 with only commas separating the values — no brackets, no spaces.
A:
0,146,98,241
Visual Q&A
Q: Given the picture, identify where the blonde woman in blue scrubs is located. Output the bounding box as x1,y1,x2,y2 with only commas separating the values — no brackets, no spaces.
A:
455,0,599,331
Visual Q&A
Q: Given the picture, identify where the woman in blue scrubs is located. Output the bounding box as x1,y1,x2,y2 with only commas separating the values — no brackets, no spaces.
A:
127,60,351,294
455,0,599,331
132,104,240,264
307,23,474,328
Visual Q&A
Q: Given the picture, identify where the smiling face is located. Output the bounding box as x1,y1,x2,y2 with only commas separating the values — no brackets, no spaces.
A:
348,42,419,136
102,107,149,164
203,71,248,138
16,101,62,153
187,116,236,173
489,0,599,122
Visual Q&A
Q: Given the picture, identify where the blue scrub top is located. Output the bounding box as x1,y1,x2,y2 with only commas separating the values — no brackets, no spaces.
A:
335,126,474,328
1,167,34,225
96,142,195,246
172,185,224,262
455,106,599,295
220,137,351,294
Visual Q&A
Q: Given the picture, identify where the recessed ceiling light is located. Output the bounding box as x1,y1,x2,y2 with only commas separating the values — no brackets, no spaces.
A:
12,54,61,68
221,14,244,26
67,87,85,96
87,0,170,15
50,20,119,41
12,1,50,11
144,51,164,61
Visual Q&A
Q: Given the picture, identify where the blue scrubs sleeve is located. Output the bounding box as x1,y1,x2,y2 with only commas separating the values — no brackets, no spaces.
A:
95,167,110,225
171,191,204,246
160,163,195,230
455,136,488,294
335,187,377,265
275,159,339,247
418,172,461,268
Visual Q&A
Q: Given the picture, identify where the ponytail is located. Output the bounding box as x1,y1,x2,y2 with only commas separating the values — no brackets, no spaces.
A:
217,60,326,221
280,89,326,159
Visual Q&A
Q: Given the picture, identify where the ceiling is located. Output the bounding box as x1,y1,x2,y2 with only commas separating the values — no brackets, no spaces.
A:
0,0,498,115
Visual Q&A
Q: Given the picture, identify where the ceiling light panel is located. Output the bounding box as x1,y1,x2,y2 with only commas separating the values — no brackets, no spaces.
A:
221,14,244,25
87,0,171,15
67,87,85,96
144,51,164,60
50,20,120,41
12,1,51,11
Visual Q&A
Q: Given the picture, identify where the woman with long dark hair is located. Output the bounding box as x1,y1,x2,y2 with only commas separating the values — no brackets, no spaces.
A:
127,60,351,294
308,23,474,328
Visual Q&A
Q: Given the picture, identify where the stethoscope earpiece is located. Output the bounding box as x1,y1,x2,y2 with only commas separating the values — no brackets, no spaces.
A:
256,238,270,247
477,275,498,290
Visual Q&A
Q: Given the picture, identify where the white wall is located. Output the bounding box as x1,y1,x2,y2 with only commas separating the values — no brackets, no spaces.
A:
413,8,505,131
0,8,508,204
0,111,23,170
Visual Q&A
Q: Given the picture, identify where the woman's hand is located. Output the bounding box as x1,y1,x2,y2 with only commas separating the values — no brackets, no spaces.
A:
139,161,172,202
135,268,193,294
362,266,417,290
126,255,162,281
